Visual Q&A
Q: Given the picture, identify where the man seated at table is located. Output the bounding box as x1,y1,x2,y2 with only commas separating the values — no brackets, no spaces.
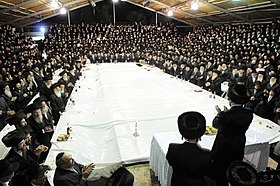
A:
166,111,212,186
53,152,95,186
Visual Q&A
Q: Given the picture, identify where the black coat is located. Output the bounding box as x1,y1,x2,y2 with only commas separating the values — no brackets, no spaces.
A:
53,162,87,186
166,142,211,186
39,83,53,100
211,106,253,185
27,116,53,148
5,149,38,186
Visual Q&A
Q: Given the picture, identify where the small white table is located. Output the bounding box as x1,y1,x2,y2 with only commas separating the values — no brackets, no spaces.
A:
150,131,270,186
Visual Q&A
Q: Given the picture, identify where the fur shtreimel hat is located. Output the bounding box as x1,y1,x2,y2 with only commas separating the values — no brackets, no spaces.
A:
227,84,250,104
178,111,206,139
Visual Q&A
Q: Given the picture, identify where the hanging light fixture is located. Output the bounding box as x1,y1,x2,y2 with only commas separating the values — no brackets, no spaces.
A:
60,7,67,14
191,0,199,10
50,0,60,9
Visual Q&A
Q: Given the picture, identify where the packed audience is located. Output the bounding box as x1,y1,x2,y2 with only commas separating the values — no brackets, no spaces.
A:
0,20,280,185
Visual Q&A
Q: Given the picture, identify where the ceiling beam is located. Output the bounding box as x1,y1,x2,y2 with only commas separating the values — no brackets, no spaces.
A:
171,0,188,8
126,0,197,26
9,0,87,24
21,1,103,26
0,0,38,13
201,0,254,24
151,0,215,25
21,0,104,26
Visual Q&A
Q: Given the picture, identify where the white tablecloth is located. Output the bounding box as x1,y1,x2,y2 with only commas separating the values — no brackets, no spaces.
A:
2,63,278,184
149,131,270,186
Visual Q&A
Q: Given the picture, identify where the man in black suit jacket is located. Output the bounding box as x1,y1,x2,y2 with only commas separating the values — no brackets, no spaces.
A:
54,152,95,186
211,84,253,186
49,83,66,125
0,159,19,186
166,112,212,186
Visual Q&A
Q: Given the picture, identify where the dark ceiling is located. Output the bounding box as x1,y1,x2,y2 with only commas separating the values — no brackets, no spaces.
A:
0,0,279,27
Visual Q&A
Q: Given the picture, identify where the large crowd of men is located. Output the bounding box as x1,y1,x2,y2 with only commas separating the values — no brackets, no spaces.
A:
0,20,280,185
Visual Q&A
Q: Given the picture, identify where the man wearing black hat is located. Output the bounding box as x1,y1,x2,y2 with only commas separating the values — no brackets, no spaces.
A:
49,83,65,125
33,97,55,126
39,75,53,101
166,112,212,186
0,159,19,186
211,84,253,186
205,69,222,96
0,96,15,131
27,163,50,186
2,129,39,186
227,161,259,186
27,102,53,162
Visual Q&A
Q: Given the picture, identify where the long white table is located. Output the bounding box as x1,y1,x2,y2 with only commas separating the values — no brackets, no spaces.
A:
36,63,280,184
150,131,270,186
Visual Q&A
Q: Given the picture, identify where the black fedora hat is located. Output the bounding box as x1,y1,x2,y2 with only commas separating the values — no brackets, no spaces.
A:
227,161,258,186
0,159,19,178
27,163,48,180
51,82,61,90
7,110,27,126
227,84,250,104
2,129,26,147
178,111,206,139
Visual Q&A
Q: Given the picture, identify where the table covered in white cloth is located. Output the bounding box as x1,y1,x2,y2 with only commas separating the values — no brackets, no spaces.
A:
150,130,270,186
24,63,279,185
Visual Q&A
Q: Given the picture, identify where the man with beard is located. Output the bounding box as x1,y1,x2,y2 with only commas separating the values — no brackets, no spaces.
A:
197,64,207,88
58,71,75,93
2,129,39,186
205,70,222,96
0,84,16,130
57,82,69,105
32,64,44,87
39,75,53,101
266,74,279,92
182,64,192,82
256,71,266,88
13,79,31,111
27,103,53,161
50,83,65,125
25,71,39,95
7,110,31,130
254,88,279,120
246,69,258,94
33,96,55,126
1,83,17,111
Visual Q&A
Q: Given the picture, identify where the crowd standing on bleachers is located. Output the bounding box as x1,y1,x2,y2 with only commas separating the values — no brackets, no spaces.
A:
0,21,280,185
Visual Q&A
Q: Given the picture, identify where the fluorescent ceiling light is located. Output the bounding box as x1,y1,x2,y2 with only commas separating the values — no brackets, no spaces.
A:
191,2,199,10
167,10,173,17
50,0,60,9
60,7,67,14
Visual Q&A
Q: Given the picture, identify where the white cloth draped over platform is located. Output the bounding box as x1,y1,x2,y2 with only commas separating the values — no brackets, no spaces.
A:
7,63,277,184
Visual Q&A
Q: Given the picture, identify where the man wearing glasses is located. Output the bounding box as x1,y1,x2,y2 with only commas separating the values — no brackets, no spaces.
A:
53,152,95,186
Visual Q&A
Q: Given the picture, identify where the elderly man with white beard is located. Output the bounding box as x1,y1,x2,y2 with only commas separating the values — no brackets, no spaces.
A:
39,75,53,101
1,83,17,111
49,83,65,126
33,96,55,126
58,71,75,93
27,102,53,162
